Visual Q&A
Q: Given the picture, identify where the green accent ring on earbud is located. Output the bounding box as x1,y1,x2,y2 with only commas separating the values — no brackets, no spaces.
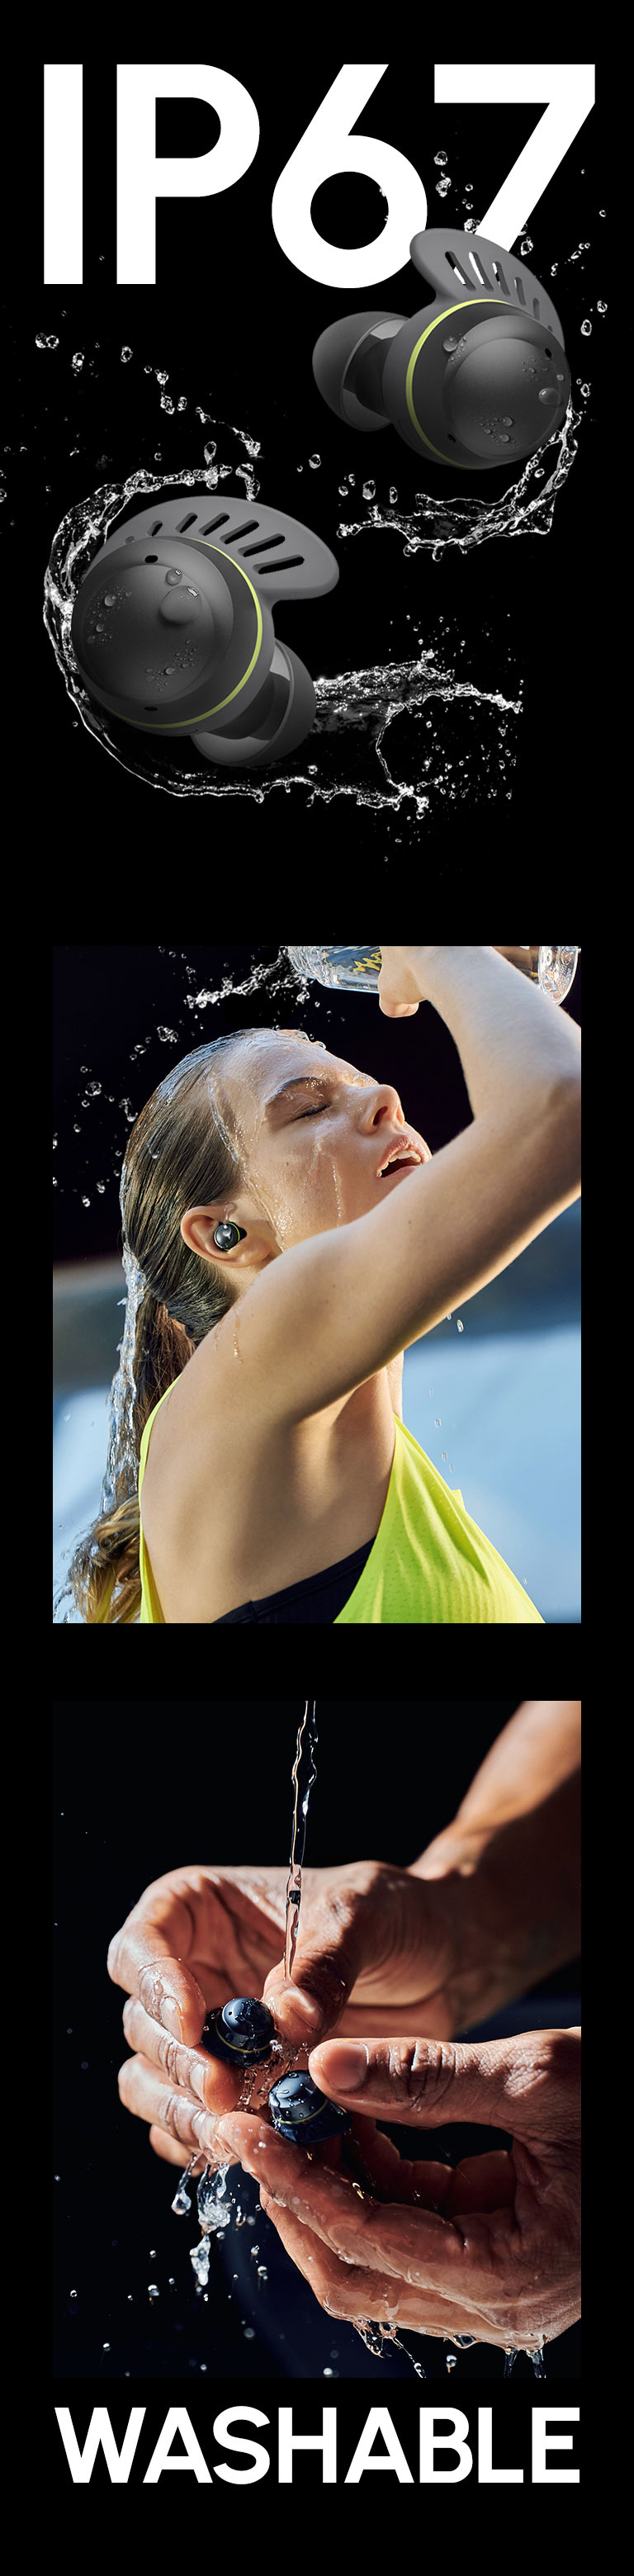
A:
121,544,263,732
406,299,513,464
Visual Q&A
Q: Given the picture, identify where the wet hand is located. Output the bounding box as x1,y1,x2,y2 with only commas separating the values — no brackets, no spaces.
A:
109,1862,300,2176
215,2027,580,2355
109,1858,476,2176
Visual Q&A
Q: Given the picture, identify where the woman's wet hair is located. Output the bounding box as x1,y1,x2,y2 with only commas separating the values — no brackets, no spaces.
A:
62,1028,265,1623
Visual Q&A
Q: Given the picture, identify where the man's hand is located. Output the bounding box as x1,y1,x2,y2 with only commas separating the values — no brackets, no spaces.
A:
215,2027,581,2355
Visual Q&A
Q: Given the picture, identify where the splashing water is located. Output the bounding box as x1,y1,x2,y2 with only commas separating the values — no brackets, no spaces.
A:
190,2161,234,2285
338,399,581,559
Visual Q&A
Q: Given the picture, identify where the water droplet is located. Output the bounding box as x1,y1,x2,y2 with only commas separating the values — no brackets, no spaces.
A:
501,416,514,426
457,1319,464,1333
362,481,376,500
436,177,452,198
580,319,592,336
442,336,458,353
121,347,132,363
498,433,511,443
434,150,447,167
148,2285,159,2300
35,331,59,348
309,453,320,468
446,2352,457,2372
244,2327,256,2339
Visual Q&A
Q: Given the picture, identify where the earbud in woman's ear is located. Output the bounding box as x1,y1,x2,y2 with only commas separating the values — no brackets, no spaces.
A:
70,493,338,768
312,230,570,471
213,1223,247,1252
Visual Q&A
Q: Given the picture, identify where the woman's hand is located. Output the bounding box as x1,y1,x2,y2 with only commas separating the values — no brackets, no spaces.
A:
215,2027,581,2356
377,947,426,1017
109,1859,476,2178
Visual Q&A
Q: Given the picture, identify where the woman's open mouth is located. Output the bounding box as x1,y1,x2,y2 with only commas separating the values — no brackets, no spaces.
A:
375,1137,431,1179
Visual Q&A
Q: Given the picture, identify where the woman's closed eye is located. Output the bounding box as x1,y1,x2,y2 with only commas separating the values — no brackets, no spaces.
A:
297,1101,329,1118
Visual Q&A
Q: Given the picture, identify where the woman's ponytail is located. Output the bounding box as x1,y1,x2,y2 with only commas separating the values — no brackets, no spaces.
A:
58,1027,263,1624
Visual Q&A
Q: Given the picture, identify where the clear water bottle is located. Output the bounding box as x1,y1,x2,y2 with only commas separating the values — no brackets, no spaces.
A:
286,946,581,1004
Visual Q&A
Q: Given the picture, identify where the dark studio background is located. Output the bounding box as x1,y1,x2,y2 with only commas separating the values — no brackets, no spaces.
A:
54,1697,581,2391
53,942,582,1273
7,54,608,866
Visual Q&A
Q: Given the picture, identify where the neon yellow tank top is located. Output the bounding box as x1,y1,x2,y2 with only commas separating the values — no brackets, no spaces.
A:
138,1386,543,1624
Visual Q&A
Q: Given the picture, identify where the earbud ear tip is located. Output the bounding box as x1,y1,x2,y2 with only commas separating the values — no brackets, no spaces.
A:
312,312,401,428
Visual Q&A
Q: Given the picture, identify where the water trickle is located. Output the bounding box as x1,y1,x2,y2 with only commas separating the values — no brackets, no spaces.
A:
284,1700,318,1986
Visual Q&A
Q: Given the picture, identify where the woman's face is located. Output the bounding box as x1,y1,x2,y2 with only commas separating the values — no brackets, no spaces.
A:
211,1027,432,1254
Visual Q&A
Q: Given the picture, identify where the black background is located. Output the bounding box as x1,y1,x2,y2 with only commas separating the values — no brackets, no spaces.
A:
54,1698,580,2387
53,942,582,1267
8,56,607,859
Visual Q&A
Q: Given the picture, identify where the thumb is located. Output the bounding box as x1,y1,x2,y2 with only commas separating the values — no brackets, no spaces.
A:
309,2029,579,2145
263,1914,366,2045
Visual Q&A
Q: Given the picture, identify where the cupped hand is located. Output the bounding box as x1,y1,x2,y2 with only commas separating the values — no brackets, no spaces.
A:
215,2027,581,2354
109,1859,467,2178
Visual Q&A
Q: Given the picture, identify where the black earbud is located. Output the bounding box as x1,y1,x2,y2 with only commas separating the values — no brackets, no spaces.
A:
267,2072,352,2147
204,1998,276,2067
312,229,570,471
213,1222,247,1251
70,493,338,768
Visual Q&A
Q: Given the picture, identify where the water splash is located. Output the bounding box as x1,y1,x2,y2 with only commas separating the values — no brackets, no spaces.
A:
337,396,581,556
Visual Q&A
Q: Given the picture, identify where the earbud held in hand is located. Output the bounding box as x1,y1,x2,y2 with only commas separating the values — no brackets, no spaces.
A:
267,2072,352,2147
70,493,338,767
204,1998,277,2067
312,230,570,471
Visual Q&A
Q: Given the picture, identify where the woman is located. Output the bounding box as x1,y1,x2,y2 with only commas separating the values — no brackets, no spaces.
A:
68,945,581,1622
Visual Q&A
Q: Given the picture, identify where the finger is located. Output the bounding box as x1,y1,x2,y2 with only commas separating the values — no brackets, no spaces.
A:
121,1994,245,2118
258,2194,505,2345
447,2152,515,2215
262,1883,379,2045
309,2030,574,2145
345,2115,455,2209
107,1877,208,2043
258,2192,402,2320
215,2114,511,2299
148,2126,194,2169
118,2050,237,2166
